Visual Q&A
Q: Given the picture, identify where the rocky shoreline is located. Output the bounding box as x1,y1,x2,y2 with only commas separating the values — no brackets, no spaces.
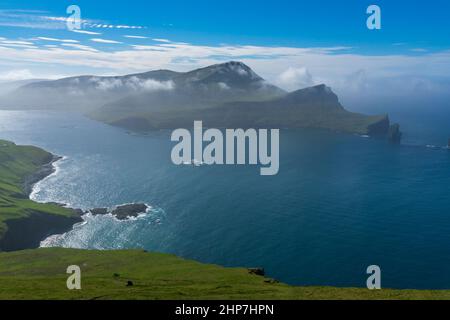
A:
26,154,150,220
22,154,62,197
1,152,149,252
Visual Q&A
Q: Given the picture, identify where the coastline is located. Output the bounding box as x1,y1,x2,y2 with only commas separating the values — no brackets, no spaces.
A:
0,149,82,251
23,154,62,197
0,140,153,251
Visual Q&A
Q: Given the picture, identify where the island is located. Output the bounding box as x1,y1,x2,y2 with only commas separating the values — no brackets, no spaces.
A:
90,203,149,220
3,62,401,142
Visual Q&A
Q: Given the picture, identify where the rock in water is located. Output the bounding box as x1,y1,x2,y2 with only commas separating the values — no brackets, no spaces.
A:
388,123,402,144
90,208,108,215
111,203,148,220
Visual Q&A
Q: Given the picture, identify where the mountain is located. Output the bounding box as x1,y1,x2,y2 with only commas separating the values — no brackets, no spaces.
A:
0,79,48,96
95,83,391,135
0,61,398,138
0,61,283,112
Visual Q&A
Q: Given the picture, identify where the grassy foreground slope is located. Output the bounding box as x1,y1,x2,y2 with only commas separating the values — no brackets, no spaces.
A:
1,248,450,300
0,140,79,246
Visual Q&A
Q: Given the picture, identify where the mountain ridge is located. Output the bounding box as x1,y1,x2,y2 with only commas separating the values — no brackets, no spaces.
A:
0,61,399,139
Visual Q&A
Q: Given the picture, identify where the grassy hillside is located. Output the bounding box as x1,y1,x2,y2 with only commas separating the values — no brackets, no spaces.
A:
93,84,390,136
0,140,79,245
1,247,450,300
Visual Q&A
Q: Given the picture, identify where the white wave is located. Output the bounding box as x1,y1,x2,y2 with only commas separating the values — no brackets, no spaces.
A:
40,205,165,249
29,155,68,202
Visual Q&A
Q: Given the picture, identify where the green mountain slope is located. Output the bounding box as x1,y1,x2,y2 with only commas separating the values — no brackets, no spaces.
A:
94,84,391,136
0,140,81,251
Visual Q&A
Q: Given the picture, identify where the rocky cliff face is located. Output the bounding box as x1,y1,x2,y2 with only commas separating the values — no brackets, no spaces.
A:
0,211,82,251
388,123,402,144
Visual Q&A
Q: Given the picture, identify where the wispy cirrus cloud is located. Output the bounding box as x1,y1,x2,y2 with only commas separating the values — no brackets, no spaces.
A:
60,43,98,52
124,35,148,39
90,38,122,44
35,37,79,43
71,29,102,35
0,39,36,49
1,40,34,45
0,9,145,31
0,9,81,29
152,38,171,43
86,23,145,29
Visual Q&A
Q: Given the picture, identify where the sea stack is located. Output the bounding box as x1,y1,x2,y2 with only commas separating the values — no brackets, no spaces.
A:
388,123,402,144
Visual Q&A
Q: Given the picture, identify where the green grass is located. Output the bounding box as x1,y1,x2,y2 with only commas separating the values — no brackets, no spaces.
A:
0,139,77,239
1,247,450,300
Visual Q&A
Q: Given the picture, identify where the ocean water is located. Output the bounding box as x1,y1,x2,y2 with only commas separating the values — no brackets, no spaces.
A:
1,110,450,289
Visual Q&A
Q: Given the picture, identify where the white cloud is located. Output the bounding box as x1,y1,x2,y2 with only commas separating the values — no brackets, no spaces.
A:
0,69,34,81
61,43,98,52
153,38,170,43
90,38,122,44
71,29,102,35
1,40,34,45
411,48,428,52
124,35,148,39
86,23,145,29
90,76,174,91
0,38,448,101
139,79,174,91
0,9,144,31
36,37,79,43
276,67,314,90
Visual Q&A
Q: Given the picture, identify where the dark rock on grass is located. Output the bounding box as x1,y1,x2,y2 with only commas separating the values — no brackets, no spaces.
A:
90,208,108,215
126,280,134,287
248,268,265,276
111,203,148,220
264,279,279,284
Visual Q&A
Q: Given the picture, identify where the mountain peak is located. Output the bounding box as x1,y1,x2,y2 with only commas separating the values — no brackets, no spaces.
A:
194,61,262,81
283,83,341,108
175,61,269,92
290,84,333,96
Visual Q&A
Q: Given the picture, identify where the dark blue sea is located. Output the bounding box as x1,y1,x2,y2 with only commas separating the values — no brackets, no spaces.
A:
1,109,450,289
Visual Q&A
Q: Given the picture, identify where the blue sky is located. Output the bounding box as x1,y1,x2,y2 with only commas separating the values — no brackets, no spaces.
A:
0,0,449,102
2,0,449,51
